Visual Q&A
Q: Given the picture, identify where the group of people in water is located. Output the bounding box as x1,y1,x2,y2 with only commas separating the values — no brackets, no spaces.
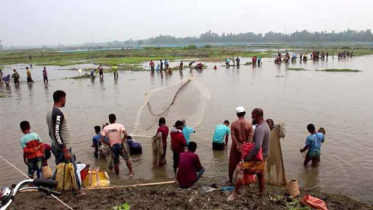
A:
148,59,205,75
17,85,326,201
225,57,241,67
337,51,354,58
274,50,354,64
0,66,49,86
90,63,119,79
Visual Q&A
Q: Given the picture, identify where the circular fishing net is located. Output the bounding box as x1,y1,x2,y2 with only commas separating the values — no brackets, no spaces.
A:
132,77,210,137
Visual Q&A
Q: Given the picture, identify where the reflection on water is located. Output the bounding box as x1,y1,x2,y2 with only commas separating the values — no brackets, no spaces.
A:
1,56,373,203
298,167,320,190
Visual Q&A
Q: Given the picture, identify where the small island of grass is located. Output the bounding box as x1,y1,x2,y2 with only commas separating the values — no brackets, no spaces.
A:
317,69,362,72
287,67,306,71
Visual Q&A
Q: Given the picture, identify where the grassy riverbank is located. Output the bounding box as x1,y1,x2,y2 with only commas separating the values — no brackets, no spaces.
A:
1,45,372,69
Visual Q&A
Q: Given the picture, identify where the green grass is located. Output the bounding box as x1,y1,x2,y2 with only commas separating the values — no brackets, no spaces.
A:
317,68,362,72
1,45,372,68
287,67,306,71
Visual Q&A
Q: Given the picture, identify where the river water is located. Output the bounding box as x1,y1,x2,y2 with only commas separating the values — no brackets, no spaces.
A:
1,56,372,203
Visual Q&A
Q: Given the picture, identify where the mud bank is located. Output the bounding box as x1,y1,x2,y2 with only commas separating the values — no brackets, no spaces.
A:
11,178,372,210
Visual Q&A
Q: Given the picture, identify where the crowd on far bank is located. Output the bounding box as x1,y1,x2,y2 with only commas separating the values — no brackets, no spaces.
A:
18,90,326,202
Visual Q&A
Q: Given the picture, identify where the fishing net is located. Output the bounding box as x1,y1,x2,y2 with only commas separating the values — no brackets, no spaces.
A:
132,77,210,137
266,123,287,186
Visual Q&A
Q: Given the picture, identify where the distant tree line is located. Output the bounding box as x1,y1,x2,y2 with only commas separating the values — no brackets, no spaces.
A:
128,30,373,45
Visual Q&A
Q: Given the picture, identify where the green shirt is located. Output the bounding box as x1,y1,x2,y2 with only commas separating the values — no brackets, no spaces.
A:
112,65,118,73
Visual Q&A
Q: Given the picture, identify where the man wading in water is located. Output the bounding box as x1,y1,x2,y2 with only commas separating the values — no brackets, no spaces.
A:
98,63,104,79
300,124,324,166
101,114,133,176
46,90,73,164
157,117,169,165
26,67,34,83
228,106,253,184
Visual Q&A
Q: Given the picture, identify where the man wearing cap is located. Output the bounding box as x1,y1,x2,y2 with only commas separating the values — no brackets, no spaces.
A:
228,108,270,201
228,106,253,184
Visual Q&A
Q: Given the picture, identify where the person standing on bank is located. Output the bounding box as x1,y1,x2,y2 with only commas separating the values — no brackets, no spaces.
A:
245,108,270,195
228,108,270,201
228,106,253,184
46,90,73,164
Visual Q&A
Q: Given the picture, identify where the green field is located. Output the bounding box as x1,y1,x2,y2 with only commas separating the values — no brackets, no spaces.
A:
1,44,372,71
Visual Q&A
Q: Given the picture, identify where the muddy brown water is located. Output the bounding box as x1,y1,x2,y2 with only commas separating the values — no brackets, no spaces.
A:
1,56,373,204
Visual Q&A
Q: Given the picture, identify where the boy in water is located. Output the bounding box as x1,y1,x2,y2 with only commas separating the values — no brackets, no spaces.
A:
182,120,195,145
20,121,44,178
92,126,102,158
300,124,325,166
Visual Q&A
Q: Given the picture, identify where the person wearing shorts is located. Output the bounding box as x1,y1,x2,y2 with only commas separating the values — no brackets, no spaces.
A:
101,114,133,176
300,124,324,166
19,121,44,179
110,142,130,163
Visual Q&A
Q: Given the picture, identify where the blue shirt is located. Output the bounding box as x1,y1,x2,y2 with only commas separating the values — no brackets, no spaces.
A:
305,133,324,151
182,126,195,145
212,124,230,144
92,134,102,145
127,139,142,149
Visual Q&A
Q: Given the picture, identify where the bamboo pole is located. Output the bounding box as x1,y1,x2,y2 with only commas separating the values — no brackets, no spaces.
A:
20,180,176,193
84,180,176,190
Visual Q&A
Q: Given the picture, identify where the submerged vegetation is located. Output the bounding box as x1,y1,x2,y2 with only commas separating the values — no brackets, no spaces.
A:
317,68,362,72
287,67,306,71
68,74,91,79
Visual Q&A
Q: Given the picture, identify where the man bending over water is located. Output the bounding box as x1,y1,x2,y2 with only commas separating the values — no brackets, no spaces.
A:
101,114,133,176
300,124,324,166
212,120,230,150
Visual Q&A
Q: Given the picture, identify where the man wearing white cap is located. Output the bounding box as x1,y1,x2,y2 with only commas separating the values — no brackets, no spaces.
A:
228,106,253,184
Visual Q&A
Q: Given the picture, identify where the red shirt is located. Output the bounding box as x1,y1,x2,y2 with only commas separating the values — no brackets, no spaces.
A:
177,151,203,188
170,131,186,154
157,125,169,146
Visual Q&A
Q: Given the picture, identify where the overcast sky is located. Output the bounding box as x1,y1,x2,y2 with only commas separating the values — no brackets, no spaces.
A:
1,0,373,46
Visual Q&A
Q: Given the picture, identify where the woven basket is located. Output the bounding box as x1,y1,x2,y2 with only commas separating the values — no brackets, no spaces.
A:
286,180,300,197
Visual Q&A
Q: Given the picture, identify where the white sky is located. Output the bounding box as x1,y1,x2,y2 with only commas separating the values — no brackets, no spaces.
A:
1,0,372,46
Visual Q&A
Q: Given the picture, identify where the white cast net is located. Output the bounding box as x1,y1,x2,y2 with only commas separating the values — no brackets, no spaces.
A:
132,77,210,137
